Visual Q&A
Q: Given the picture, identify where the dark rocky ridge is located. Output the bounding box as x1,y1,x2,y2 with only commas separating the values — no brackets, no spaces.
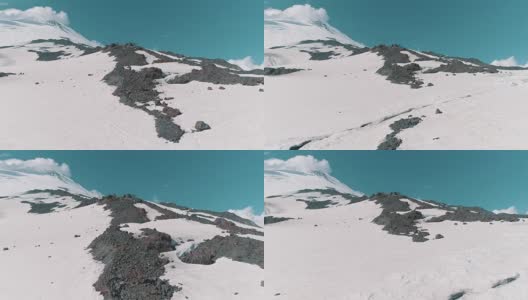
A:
168,64,263,86
102,44,185,143
89,195,178,299
371,45,425,89
377,116,423,150
180,235,264,268
370,192,430,242
28,50,68,61
159,202,261,228
264,67,303,76
21,201,66,214
288,189,527,243
29,38,97,53
296,188,366,203
287,40,521,88
0,72,15,78
264,216,294,225
298,39,368,54
89,227,178,300
25,189,96,203
300,50,337,61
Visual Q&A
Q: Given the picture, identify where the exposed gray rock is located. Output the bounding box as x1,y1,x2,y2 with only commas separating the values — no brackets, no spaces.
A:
492,274,519,288
162,106,181,118
289,140,312,150
28,50,67,61
214,218,263,236
296,188,366,203
195,121,211,132
168,64,263,86
300,50,337,61
427,206,523,223
296,199,334,210
264,67,303,76
103,59,185,143
298,39,368,54
0,72,15,78
88,195,180,299
449,291,466,300
377,61,424,89
264,216,293,225
98,195,149,226
103,43,148,67
89,227,178,300
29,39,97,54
377,117,422,150
377,135,403,151
424,60,498,74
373,209,429,242
21,201,65,214
180,235,263,268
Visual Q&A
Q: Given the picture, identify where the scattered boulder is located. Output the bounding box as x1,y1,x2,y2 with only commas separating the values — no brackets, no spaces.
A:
435,108,443,114
162,106,181,118
195,121,211,132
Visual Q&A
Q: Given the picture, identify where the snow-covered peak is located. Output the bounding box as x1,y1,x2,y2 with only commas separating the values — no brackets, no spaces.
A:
264,4,363,49
0,159,100,198
0,14,99,47
264,168,362,198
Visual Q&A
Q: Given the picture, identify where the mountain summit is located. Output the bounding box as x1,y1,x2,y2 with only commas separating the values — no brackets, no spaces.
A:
0,12,99,47
264,4,362,49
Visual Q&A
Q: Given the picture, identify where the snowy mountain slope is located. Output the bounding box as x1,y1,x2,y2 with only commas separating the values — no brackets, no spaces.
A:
264,11,528,150
0,19,99,47
264,14,362,50
265,167,528,299
0,167,264,300
0,18,264,149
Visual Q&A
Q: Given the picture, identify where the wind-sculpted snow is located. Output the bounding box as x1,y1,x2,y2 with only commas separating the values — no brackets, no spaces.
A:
266,170,528,299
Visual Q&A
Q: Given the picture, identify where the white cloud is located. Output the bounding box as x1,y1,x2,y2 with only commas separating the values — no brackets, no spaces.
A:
493,206,519,215
0,6,69,25
0,158,71,177
491,56,528,68
265,4,329,24
228,56,264,71
228,206,264,227
264,155,331,174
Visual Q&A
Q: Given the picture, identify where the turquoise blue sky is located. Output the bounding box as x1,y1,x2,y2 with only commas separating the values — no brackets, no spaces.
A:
266,151,528,214
0,151,263,213
266,0,528,64
8,0,263,62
